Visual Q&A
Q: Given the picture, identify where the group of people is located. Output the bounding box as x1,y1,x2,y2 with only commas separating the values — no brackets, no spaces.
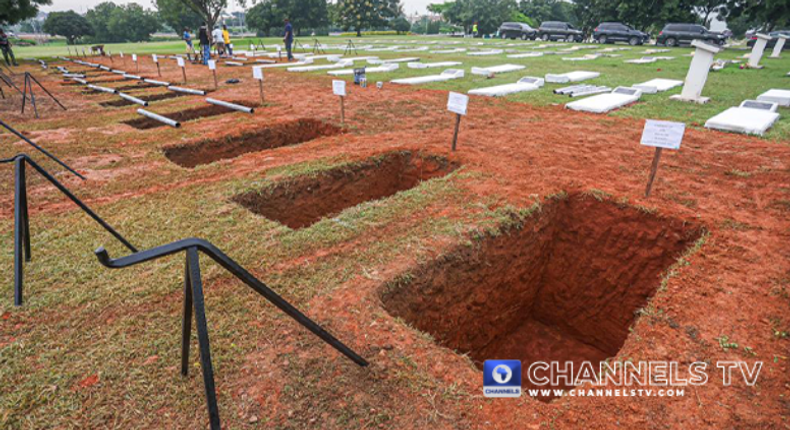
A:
0,28,19,67
182,18,296,66
182,24,233,64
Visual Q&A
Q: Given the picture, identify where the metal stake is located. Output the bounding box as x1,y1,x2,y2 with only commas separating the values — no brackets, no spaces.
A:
645,147,663,197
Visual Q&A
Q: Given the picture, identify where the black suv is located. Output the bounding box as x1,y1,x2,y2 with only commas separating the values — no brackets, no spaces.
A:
656,24,726,47
537,21,584,42
499,22,537,40
593,22,649,45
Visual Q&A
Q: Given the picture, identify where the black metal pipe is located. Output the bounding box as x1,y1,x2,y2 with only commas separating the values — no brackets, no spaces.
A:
0,120,85,180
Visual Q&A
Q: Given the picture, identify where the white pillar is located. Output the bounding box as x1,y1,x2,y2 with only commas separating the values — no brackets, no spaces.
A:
671,40,721,104
770,35,789,58
748,33,772,68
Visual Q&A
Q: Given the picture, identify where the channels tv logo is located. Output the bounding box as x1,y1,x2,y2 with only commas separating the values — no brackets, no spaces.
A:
483,360,522,398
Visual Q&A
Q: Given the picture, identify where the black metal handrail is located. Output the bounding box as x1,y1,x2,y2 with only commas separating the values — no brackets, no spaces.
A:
1,120,85,179
1,153,137,305
95,238,369,429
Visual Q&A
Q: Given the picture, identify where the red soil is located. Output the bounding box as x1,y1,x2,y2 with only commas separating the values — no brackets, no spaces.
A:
1,55,788,429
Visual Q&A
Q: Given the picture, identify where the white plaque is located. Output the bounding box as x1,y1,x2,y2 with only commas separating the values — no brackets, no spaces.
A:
333,80,346,96
447,92,468,116
253,67,264,80
132,54,137,62
152,54,158,63
640,120,685,150
208,59,216,70
177,57,185,67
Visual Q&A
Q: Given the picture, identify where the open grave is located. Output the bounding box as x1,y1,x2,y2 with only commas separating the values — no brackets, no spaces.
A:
163,118,342,167
99,91,187,107
380,193,703,402
232,151,458,229
123,101,252,130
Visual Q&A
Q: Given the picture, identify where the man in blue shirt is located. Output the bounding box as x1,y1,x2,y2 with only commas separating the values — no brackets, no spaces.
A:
283,18,294,61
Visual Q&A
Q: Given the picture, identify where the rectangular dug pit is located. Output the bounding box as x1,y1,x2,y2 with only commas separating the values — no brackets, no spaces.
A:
380,194,703,402
100,91,187,107
123,102,249,130
163,119,343,168
232,151,458,229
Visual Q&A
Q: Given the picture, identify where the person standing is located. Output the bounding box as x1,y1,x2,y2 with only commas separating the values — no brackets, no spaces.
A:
472,22,478,38
0,28,19,67
212,26,225,57
283,18,294,61
183,28,195,60
198,24,210,65
222,25,232,56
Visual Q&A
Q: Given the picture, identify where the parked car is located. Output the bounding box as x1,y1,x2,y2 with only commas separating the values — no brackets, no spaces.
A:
537,21,584,42
593,22,649,45
498,22,537,40
656,23,726,47
746,30,790,50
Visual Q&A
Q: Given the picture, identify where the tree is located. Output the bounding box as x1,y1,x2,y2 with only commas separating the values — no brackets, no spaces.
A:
726,0,790,31
43,11,93,44
336,0,402,36
86,2,121,42
726,12,759,37
156,0,203,33
246,0,279,36
246,0,328,37
176,0,227,34
391,16,410,34
1,0,51,26
695,0,729,26
440,0,516,35
108,4,160,42
518,0,573,25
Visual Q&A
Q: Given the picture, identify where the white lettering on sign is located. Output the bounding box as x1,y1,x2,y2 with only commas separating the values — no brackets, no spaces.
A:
152,54,158,63
253,67,264,81
333,80,346,96
132,54,137,62
641,120,685,150
447,92,468,116
208,59,216,70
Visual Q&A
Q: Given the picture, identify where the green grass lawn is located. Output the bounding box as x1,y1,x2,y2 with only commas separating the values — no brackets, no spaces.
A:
11,35,790,141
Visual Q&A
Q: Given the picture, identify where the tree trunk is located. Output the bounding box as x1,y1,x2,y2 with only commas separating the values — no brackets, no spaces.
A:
357,28,361,37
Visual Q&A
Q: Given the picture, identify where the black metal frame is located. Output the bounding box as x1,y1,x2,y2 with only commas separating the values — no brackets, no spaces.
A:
22,72,67,118
94,238,369,429
344,39,359,56
1,153,137,305
312,38,326,55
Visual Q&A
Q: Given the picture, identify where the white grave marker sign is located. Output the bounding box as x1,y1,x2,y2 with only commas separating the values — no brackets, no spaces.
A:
253,67,264,81
447,92,469,116
333,80,346,96
641,120,685,149
177,57,185,67
208,59,216,70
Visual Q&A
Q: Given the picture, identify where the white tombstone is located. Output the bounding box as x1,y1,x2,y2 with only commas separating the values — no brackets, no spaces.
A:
770,35,789,59
748,33,772,68
670,40,721,104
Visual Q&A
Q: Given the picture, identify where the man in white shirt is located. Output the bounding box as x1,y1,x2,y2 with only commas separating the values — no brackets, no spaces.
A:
211,27,225,57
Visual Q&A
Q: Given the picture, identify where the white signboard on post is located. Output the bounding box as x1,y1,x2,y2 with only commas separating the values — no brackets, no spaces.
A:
640,120,685,150
132,54,137,62
120,52,124,58
253,67,264,81
208,59,216,70
152,54,158,63
333,80,346,96
177,56,185,67
447,92,469,116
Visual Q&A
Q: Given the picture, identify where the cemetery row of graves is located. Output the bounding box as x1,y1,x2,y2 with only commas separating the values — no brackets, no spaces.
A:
0,34,789,428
